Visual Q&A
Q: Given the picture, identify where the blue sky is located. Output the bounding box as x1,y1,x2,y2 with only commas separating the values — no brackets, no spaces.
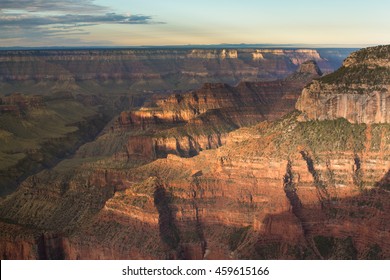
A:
0,0,389,47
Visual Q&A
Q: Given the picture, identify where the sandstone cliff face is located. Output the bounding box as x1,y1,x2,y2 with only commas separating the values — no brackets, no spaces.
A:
2,112,388,260
104,62,320,159
296,45,390,123
84,114,389,260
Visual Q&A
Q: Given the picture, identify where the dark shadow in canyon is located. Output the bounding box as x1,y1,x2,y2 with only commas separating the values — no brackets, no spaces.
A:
153,184,181,258
248,180,390,260
376,169,390,190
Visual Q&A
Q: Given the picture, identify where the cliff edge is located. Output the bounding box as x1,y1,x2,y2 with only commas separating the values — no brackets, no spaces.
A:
296,45,390,123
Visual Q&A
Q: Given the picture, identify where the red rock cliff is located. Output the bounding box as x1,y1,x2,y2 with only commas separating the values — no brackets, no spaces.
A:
296,45,390,124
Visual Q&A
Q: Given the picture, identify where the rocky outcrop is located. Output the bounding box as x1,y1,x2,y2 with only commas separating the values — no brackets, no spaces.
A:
105,63,321,159
0,93,44,116
286,60,323,81
188,49,238,59
2,111,388,260
98,114,389,259
296,45,390,123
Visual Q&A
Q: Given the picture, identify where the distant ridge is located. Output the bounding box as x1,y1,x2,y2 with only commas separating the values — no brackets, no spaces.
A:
0,43,366,51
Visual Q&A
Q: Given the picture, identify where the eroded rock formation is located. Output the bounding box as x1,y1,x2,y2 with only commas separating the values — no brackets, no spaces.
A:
296,45,390,124
100,61,321,159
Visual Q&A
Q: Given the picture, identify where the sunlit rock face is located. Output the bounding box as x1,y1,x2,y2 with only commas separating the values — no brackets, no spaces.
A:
296,45,390,124
108,62,320,159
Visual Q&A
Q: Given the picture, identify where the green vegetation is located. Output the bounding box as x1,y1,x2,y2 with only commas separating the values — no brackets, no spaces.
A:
228,226,251,251
132,177,161,196
366,244,382,260
352,45,390,61
259,113,366,157
0,100,97,153
287,245,316,260
297,118,366,153
320,45,390,86
313,236,357,259
320,65,390,86
254,242,281,259
371,124,390,152
0,98,103,196
181,228,203,243
313,236,334,258
130,196,148,208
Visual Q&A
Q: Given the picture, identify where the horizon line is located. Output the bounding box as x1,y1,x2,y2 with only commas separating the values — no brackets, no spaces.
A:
0,43,378,51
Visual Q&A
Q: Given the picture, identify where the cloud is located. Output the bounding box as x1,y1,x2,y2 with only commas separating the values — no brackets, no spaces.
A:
0,13,155,27
0,0,164,45
0,0,107,13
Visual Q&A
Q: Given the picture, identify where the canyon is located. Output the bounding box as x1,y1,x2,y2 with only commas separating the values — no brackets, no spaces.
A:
0,48,349,96
0,48,346,196
1,46,389,260
107,60,322,159
0,92,107,196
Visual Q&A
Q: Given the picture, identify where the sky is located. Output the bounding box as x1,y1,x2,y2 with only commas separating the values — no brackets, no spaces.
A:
0,0,389,47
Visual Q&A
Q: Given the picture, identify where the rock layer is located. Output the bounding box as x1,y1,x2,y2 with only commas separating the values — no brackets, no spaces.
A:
102,62,321,159
0,48,350,95
296,45,390,123
1,113,389,260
